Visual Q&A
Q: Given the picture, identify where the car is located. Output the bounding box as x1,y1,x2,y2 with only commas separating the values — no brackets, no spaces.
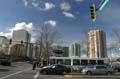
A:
0,58,11,66
111,63,120,72
40,64,71,75
81,65,115,75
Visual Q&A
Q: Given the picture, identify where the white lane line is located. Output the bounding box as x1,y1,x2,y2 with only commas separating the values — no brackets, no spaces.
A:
0,68,31,79
34,71,39,79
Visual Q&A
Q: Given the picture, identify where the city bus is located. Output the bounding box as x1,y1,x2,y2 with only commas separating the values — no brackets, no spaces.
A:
50,56,109,72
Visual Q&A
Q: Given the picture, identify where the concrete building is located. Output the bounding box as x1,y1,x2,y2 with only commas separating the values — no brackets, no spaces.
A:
62,46,69,57
88,29,107,58
51,44,69,57
32,44,41,59
12,30,31,57
0,36,9,55
52,45,63,57
69,42,81,57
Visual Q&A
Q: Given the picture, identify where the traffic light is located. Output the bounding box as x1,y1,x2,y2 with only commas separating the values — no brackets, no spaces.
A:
9,39,12,45
90,4,96,22
21,40,23,44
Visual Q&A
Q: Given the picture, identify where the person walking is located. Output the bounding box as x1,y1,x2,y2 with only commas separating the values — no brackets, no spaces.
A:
32,61,37,70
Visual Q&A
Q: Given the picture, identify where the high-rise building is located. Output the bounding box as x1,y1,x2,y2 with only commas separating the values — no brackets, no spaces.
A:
0,36,9,55
33,44,41,59
88,29,107,58
69,42,81,57
12,30,31,57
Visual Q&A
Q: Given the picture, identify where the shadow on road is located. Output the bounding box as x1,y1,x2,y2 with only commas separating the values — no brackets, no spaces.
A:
0,69,9,72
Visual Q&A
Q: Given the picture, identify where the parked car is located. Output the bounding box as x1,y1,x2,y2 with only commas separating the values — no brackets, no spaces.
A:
0,58,11,66
81,65,115,75
111,63,120,72
40,64,71,75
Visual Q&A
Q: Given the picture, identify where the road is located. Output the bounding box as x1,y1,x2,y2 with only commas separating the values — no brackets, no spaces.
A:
1,62,120,79
38,74,120,79
0,62,37,79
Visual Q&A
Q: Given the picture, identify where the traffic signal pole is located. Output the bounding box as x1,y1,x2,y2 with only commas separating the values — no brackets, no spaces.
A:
8,39,12,55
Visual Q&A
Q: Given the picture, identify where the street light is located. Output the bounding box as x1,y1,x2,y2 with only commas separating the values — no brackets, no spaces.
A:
98,0,109,11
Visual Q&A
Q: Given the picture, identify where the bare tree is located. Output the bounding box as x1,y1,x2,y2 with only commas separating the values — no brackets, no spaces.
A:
112,28,120,53
80,28,89,56
37,24,60,66
112,28,120,45
108,28,120,60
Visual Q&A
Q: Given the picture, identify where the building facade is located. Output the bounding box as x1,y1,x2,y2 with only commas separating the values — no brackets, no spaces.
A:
52,45,63,57
0,36,9,55
69,42,81,57
62,46,69,57
12,30,31,57
88,29,107,58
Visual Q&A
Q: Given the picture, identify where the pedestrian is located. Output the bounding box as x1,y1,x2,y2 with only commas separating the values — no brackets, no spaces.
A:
36,61,39,67
32,61,37,70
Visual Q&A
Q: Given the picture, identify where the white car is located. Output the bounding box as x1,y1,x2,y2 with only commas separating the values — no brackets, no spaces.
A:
82,65,115,75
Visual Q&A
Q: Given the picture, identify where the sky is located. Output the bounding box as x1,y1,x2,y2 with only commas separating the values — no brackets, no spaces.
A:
0,0,120,57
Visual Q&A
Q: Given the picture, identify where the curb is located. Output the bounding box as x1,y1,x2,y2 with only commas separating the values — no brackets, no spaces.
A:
64,74,120,78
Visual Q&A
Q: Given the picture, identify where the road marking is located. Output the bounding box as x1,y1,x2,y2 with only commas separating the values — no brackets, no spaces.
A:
0,68,31,79
33,71,39,79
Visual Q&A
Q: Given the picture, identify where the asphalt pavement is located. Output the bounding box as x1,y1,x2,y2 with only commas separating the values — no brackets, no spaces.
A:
0,62,37,79
1,62,120,79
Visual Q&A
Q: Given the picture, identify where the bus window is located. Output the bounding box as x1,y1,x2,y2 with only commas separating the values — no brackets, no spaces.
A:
65,59,71,65
57,59,63,64
97,60,104,65
89,60,96,65
81,60,88,65
50,59,55,65
73,59,80,65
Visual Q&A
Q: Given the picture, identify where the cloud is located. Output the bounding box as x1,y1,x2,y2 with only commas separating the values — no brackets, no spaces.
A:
0,32,12,39
40,2,55,11
0,22,37,43
63,12,75,18
75,0,83,2
32,2,39,7
22,0,28,6
60,2,71,11
44,20,57,27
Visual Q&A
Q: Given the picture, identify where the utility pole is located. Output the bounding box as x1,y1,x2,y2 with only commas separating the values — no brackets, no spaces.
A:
8,39,12,55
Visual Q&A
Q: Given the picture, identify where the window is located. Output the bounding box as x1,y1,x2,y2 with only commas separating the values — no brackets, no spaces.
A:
81,60,88,65
96,66,106,69
65,59,71,65
73,59,80,65
57,59,63,64
50,59,55,65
